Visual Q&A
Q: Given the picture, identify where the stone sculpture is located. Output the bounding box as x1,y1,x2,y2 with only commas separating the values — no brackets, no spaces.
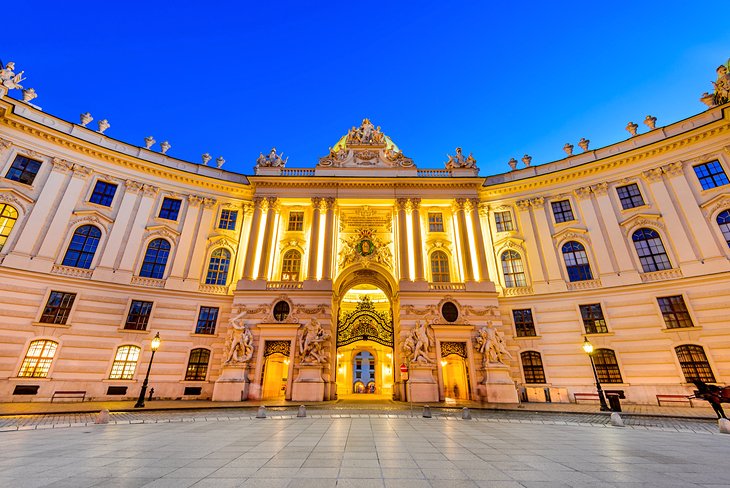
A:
22,88,37,102
224,316,254,364
216,156,225,168
80,113,93,127
402,321,434,364
160,141,171,154
0,62,25,90
256,147,288,168
201,153,212,165
144,136,156,149
298,317,330,364
475,323,512,367
445,147,477,169
712,63,730,106
97,119,110,134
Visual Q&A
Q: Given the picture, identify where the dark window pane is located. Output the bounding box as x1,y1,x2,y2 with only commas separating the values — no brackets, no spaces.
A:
185,348,210,381
693,161,729,190
5,155,42,185
593,349,623,383
125,300,153,331
40,291,77,325
632,228,671,272
675,345,715,383
62,225,101,269
205,249,231,285
139,239,170,279
513,309,536,337
579,303,608,334
219,209,238,230
196,307,219,334
616,184,645,209
562,241,593,282
551,200,575,223
657,295,694,329
158,198,182,220
89,181,118,206
521,351,546,384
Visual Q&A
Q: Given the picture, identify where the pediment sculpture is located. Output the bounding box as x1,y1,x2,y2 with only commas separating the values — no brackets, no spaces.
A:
475,322,512,367
318,119,415,168
256,147,288,168
339,228,393,270
445,147,477,169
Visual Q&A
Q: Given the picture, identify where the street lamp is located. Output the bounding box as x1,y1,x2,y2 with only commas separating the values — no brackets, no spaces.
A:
582,337,610,412
134,332,161,408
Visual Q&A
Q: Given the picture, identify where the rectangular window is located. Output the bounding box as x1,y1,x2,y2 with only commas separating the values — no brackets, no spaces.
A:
5,155,42,186
89,181,118,207
288,211,304,231
579,304,608,334
124,300,153,331
195,306,219,335
693,160,730,190
494,211,514,232
40,291,76,325
551,200,575,223
428,212,444,232
616,183,645,210
218,209,238,230
158,197,182,220
657,295,694,329
512,309,536,337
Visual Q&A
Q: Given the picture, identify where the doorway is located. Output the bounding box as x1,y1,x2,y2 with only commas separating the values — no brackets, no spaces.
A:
441,351,470,401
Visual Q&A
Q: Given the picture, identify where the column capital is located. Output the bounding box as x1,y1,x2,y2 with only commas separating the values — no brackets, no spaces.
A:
410,197,421,210
452,198,468,212
125,180,143,194
253,196,268,211
662,161,684,177
311,196,322,208
187,194,203,207
323,197,336,211
395,198,409,211
0,137,12,150
71,164,92,179
202,197,217,208
478,202,490,217
591,182,609,195
515,199,531,211
642,167,664,182
141,184,159,197
530,196,545,208
574,186,593,200
51,157,73,173
241,202,254,216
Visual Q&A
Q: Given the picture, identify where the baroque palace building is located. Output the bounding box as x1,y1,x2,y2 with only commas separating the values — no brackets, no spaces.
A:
1,61,730,405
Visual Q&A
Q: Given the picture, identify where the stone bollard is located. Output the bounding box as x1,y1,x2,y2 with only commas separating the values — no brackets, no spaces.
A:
423,405,432,418
298,405,307,418
609,412,625,427
256,406,267,419
719,419,730,434
95,409,110,424
462,407,472,420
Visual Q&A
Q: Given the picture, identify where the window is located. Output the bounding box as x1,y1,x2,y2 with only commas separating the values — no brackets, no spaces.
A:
512,309,536,337
205,248,231,285
125,300,153,331
632,228,671,272
579,304,608,334
281,250,301,281
657,295,694,329
0,203,19,251
109,345,140,380
185,348,210,381
428,212,444,232
693,160,729,190
273,301,290,322
430,251,450,282
675,345,715,383
61,225,101,269
616,184,645,210
551,200,575,223
139,239,170,279
501,250,527,287
441,302,459,323
40,291,76,325
593,349,623,383
562,241,593,282
5,155,41,185
521,351,546,384
218,209,238,230
494,211,514,232
287,211,304,231
18,340,58,378
717,210,730,248
158,197,182,220
89,181,118,207
195,306,219,334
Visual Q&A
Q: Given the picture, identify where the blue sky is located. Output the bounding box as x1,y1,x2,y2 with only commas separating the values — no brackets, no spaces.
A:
3,1,728,175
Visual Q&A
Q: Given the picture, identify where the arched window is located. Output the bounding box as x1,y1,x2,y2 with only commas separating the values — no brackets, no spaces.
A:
18,340,58,378
501,250,526,287
281,250,301,281
717,210,730,248
562,241,593,282
205,248,231,285
0,203,18,251
62,225,101,269
430,251,450,282
521,351,546,384
632,228,671,273
675,345,715,383
185,348,211,381
109,345,141,380
593,349,623,384
139,238,171,279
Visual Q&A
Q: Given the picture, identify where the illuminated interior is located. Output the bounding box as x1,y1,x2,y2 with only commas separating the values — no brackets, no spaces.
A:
261,353,289,400
441,355,470,402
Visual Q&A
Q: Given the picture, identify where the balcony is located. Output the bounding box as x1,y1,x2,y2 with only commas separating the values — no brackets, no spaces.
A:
50,264,93,279
428,282,466,291
266,281,304,290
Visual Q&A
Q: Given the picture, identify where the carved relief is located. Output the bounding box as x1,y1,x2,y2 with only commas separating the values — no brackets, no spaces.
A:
641,167,664,182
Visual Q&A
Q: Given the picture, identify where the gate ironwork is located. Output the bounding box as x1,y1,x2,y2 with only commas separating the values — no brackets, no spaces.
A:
337,296,393,348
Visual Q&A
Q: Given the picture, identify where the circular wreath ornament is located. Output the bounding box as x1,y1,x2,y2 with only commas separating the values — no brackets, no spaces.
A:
357,239,375,256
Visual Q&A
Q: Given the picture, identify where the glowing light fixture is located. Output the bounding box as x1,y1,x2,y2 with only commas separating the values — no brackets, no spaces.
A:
440,360,448,367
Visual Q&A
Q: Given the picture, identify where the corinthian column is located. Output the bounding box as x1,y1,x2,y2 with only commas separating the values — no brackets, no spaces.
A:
396,198,410,281
321,197,336,280
242,197,266,280
256,197,279,280
306,197,322,280
454,199,474,282
410,198,425,281
468,198,489,281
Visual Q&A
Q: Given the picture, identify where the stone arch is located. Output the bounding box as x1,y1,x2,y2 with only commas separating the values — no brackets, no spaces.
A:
333,263,398,303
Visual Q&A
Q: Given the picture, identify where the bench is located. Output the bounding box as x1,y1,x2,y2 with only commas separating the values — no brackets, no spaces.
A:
573,392,600,403
656,394,693,407
51,390,86,403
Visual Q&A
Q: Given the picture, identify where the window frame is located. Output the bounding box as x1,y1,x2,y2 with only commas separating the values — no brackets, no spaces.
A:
512,308,537,337
692,160,730,191
158,197,182,221
88,180,118,207
39,290,77,325
195,306,219,335
138,238,171,279
429,250,451,283
520,351,546,384
631,227,672,273
281,249,302,281
17,339,58,378
494,210,514,232
0,202,19,252
578,303,609,334
61,224,102,269
185,348,211,381
592,348,623,384
287,211,304,232
656,295,695,329
501,249,527,288
4,154,42,186
550,199,575,224
616,183,646,210
218,209,238,231
205,248,231,285
428,212,445,233
124,300,154,331
674,344,716,383
716,209,730,249
561,241,593,282
108,345,141,380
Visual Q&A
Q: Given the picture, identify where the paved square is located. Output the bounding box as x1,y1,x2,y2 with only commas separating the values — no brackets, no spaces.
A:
1,417,728,487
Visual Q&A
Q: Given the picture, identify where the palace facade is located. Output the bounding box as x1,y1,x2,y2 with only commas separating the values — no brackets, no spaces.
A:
1,63,730,406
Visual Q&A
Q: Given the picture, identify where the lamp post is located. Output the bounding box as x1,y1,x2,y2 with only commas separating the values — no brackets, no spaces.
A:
582,337,610,411
134,332,161,408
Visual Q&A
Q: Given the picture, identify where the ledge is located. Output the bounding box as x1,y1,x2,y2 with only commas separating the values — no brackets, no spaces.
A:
117,328,150,334
189,332,219,338
584,331,615,337
512,335,542,340
661,326,703,333
32,322,71,328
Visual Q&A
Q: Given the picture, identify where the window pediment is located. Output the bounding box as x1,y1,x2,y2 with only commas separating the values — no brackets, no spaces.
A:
551,226,589,244
619,212,664,234
71,209,114,228
0,187,33,211
700,193,730,217
144,224,180,242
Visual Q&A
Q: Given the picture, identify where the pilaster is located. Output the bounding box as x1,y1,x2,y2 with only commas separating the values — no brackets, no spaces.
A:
305,197,322,280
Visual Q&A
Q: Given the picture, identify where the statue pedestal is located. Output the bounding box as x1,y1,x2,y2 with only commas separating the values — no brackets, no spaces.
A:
212,364,250,401
477,364,519,404
291,364,325,402
407,364,439,403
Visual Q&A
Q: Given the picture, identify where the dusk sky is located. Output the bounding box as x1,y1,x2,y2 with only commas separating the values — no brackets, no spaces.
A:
3,1,728,175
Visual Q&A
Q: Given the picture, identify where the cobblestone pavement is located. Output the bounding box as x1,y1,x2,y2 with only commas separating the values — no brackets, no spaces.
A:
1,416,728,488
0,401,722,434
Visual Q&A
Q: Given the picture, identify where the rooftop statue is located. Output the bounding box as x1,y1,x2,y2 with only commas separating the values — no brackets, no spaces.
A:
713,63,730,106
0,62,26,91
347,118,384,146
445,147,477,169
256,147,288,168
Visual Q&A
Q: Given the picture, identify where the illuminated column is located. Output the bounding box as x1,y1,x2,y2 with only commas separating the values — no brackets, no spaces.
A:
186,198,218,281
410,198,425,281
529,197,563,282
454,198,474,282
242,197,266,280
118,184,159,272
97,180,142,269
396,198,410,281
257,197,278,280
306,197,322,280
469,198,489,281
233,203,253,283
574,186,614,275
168,195,203,279
321,197,336,280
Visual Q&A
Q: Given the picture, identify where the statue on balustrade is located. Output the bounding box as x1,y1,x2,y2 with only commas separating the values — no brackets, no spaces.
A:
256,147,288,168
445,147,477,169
0,62,25,90
713,63,730,106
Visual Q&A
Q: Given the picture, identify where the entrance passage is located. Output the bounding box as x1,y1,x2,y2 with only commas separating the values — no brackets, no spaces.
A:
441,353,470,401
261,353,289,400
